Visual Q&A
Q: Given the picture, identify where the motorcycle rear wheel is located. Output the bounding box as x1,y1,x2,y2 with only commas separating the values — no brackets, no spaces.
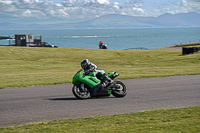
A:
111,81,127,97
72,85,90,99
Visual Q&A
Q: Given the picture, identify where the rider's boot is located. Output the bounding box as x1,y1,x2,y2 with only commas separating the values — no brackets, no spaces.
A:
98,73,119,89
104,77,119,89
108,82,119,89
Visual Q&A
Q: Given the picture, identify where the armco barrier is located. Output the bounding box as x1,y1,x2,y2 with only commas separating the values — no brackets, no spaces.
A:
182,47,200,55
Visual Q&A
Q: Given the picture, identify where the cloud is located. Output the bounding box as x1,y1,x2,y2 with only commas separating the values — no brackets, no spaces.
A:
142,0,200,16
0,0,199,23
0,0,69,19
0,0,145,21
61,0,145,18
190,0,200,2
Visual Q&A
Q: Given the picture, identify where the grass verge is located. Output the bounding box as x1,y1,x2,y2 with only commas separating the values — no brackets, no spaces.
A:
0,46,200,88
166,42,200,48
0,106,199,132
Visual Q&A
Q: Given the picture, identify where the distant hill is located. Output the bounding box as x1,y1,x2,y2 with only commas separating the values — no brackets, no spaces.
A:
147,12,200,27
73,14,154,28
0,12,199,30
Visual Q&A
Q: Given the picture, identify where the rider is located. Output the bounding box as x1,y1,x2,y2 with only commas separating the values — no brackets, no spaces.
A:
81,59,116,89
99,41,103,49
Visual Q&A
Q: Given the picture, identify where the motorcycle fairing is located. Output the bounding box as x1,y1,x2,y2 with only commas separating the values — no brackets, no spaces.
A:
72,70,101,88
107,71,119,79
72,70,118,89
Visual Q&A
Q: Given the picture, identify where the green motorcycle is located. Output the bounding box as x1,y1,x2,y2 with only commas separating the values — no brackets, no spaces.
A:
72,69,127,99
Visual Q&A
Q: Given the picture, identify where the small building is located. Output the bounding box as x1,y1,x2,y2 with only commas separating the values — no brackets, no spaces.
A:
14,34,42,47
3,34,57,47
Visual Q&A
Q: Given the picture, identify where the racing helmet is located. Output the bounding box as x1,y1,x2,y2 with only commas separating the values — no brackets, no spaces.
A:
81,59,91,70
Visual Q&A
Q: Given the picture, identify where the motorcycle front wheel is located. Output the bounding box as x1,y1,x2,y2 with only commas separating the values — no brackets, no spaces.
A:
72,84,90,99
111,81,127,97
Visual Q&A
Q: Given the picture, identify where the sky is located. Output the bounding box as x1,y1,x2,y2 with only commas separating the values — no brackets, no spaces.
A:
0,0,200,24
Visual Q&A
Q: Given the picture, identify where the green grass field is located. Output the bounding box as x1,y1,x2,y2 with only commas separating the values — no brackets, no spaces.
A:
0,47,200,132
0,106,199,132
0,46,200,89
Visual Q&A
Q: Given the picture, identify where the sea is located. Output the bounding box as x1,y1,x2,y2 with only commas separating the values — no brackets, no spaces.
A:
0,28,200,50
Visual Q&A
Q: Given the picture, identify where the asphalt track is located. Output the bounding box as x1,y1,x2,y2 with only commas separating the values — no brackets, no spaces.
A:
0,75,200,127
